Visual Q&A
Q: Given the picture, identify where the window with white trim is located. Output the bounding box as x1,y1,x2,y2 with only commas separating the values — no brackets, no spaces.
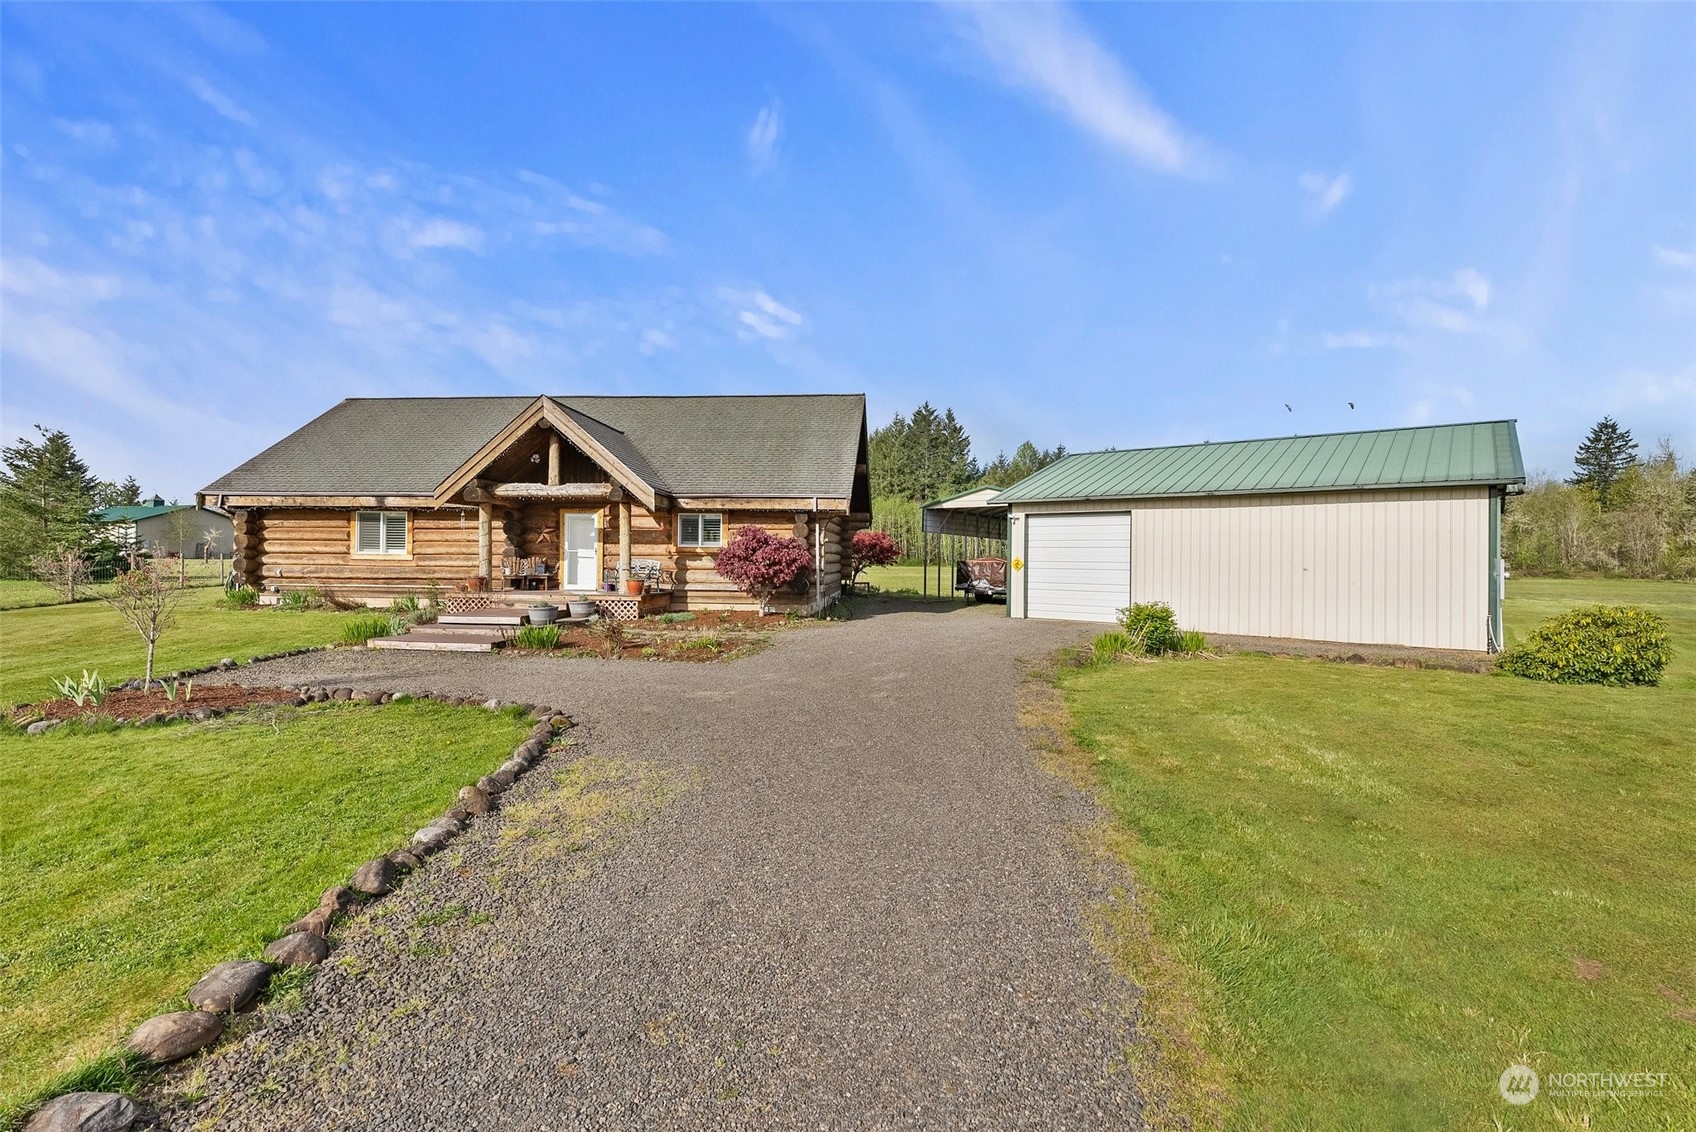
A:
354,510,409,555
677,512,724,548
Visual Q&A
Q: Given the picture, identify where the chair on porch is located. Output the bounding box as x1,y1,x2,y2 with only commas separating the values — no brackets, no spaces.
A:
501,553,556,591
602,558,675,592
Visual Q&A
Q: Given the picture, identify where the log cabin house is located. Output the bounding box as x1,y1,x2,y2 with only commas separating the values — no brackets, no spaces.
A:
198,394,871,617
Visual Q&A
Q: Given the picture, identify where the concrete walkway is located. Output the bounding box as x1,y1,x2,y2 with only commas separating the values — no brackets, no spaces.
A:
151,601,1144,1130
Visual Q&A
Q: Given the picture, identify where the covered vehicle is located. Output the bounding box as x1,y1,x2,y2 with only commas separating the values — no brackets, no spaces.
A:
956,558,1007,602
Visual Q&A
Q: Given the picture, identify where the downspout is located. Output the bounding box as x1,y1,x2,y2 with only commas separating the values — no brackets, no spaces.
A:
813,497,821,609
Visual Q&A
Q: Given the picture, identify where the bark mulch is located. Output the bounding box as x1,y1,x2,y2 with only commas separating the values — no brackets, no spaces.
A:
15,685,298,724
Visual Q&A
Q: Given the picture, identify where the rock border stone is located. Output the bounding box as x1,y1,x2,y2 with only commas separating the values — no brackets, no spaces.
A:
20,691,574,1130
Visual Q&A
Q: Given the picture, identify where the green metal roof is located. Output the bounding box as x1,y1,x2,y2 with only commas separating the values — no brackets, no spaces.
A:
992,420,1524,504
97,503,191,522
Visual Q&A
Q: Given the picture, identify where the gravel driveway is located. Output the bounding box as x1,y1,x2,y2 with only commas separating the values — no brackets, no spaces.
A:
149,601,1144,1130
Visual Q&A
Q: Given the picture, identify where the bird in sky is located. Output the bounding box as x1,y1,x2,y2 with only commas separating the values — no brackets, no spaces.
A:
1348,402,1355,409
1284,404,1292,412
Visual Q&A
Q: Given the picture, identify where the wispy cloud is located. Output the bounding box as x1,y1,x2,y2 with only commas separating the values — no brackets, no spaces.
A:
746,98,783,177
944,1,1205,176
183,75,256,126
1299,171,1352,217
1325,269,1503,351
719,286,804,341
1322,329,1408,350
1651,242,1696,270
403,217,486,253
1374,268,1494,332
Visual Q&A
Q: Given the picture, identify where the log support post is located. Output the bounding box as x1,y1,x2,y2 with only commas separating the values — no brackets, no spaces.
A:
478,503,493,581
547,434,561,487
618,500,632,581
232,509,263,590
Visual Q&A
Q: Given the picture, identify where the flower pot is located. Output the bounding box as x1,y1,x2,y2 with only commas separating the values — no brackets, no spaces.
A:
623,578,644,595
527,604,559,625
567,600,596,619
466,575,488,593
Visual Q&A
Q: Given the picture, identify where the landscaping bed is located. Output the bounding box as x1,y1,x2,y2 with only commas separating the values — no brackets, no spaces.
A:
13,685,298,724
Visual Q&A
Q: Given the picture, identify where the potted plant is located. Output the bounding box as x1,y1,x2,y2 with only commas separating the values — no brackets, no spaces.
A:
567,598,596,619
527,601,559,625
623,577,644,595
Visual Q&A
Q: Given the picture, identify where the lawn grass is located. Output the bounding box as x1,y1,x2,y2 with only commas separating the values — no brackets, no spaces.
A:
0,561,227,611
0,701,534,1119
860,563,966,599
1060,578,1694,1129
0,588,355,707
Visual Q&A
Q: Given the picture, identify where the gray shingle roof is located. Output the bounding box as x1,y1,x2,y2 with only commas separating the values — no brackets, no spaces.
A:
202,394,866,500
992,420,1525,503
559,395,864,497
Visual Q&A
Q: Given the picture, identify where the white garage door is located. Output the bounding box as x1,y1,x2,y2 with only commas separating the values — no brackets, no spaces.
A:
1025,513,1131,622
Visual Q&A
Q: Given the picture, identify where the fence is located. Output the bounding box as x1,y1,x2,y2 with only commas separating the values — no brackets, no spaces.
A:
0,555,231,611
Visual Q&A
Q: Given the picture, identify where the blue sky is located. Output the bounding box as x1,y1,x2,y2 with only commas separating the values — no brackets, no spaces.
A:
2,2,1692,499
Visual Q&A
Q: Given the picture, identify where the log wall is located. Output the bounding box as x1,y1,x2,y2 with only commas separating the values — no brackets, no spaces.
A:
247,505,871,611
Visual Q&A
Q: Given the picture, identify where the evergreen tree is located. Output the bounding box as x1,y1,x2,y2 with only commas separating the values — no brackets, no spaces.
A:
977,440,1068,488
1568,417,1638,508
93,475,144,509
0,426,100,573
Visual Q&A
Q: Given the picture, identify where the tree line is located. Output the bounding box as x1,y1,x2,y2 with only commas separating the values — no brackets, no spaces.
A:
1505,417,1696,579
868,402,1067,561
0,425,152,579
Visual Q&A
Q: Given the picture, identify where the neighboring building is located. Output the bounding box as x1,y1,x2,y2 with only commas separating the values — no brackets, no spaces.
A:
993,421,1525,651
198,395,871,614
97,497,235,559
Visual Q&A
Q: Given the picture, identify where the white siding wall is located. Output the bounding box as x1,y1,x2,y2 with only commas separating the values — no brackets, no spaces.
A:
1011,487,1490,650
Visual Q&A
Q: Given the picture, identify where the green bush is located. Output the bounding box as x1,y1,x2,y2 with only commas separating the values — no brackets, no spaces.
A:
339,613,402,644
387,594,421,614
1497,605,1672,686
221,585,259,609
657,611,695,624
1116,602,1181,655
513,625,561,649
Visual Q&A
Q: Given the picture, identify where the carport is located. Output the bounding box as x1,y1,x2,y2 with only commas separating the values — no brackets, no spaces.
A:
919,488,1010,599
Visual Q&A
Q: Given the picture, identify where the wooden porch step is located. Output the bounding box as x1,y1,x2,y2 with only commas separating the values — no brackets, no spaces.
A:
437,611,529,627
368,628,505,652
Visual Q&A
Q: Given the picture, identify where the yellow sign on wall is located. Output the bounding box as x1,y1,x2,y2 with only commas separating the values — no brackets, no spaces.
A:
1011,557,1024,571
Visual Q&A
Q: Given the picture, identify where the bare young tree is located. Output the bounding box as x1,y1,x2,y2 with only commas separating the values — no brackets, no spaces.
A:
160,506,203,587
100,563,181,688
29,547,91,602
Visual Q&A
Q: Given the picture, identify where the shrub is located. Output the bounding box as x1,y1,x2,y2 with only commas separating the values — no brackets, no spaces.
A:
657,611,696,624
713,526,813,614
1497,605,1672,686
1116,602,1181,655
221,585,260,609
514,625,561,649
676,632,724,654
340,613,402,644
846,529,900,586
594,618,627,658
388,594,421,614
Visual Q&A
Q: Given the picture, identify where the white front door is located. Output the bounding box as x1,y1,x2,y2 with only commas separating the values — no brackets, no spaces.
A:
1025,512,1132,622
560,512,599,590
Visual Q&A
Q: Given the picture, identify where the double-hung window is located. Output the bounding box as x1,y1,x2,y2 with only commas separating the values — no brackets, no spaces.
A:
354,510,409,556
677,513,724,549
